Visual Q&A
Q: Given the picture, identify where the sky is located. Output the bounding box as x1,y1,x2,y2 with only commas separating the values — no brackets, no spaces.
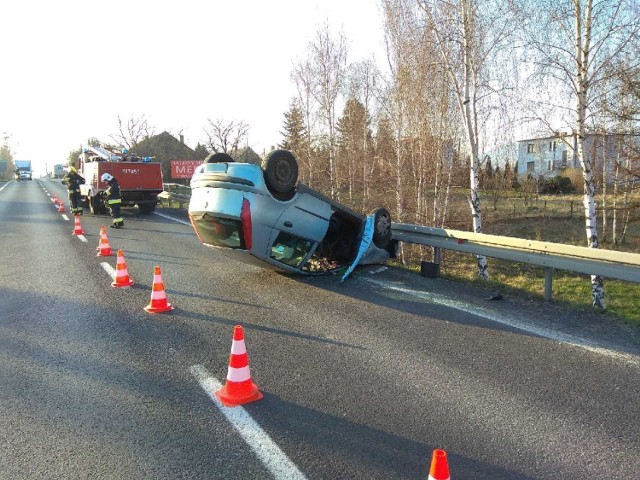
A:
1,0,386,176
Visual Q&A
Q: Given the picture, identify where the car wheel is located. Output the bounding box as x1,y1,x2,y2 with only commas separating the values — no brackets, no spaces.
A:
263,150,298,198
205,152,235,163
371,207,392,249
138,204,156,214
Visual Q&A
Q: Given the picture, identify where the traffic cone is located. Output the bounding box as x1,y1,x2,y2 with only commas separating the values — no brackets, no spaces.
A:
111,250,134,288
72,215,85,235
53,194,59,204
215,325,263,407
428,449,450,480
96,226,113,256
144,266,174,313
58,201,66,213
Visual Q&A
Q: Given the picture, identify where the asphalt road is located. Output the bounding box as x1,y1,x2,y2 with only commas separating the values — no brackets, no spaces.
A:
1,178,639,479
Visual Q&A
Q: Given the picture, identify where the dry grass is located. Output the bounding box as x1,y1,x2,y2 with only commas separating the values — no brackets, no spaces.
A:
399,190,640,325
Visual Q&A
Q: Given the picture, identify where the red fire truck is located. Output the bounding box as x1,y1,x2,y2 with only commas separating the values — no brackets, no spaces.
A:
78,146,164,214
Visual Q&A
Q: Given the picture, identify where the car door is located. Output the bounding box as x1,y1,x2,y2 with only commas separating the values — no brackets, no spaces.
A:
262,192,332,268
271,192,332,243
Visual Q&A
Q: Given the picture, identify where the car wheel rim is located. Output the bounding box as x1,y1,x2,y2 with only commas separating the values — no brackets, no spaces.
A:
377,215,390,236
275,160,293,185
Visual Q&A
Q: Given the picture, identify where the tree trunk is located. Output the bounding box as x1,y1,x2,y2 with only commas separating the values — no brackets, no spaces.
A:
600,135,607,242
575,0,605,308
612,151,620,245
461,0,489,279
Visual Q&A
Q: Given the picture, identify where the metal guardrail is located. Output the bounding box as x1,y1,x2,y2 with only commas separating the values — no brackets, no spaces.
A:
154,184,640,300
159,183,192,207
391,223,640,301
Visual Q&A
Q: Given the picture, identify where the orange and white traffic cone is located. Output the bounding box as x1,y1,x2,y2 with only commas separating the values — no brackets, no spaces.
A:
111,250,134,288
96,226,113,256
428,449,450,480
144,266,174,313
215,325,263,407
53,194,59,205
58,201,66,213
72,215,85,235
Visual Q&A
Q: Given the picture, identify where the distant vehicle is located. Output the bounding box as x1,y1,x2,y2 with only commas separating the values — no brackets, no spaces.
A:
53,164,65,179
78,146,164,214
188,150,397,276
14,160,32,180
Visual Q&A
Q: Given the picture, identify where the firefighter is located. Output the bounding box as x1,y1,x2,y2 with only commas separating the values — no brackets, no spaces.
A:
100,172,124,228
61,166,85,215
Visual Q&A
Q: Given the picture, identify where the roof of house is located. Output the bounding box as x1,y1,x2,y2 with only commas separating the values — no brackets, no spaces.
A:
231,146,262,165
134,131,197,159
518,132,574,143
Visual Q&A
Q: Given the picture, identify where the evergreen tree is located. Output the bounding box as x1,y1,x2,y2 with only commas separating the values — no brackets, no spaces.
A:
279,100,307,157
483,156,494,179
280,99,313,184
503,160,512,179
372,115,396,206
194,143,209,160
336,97,370,203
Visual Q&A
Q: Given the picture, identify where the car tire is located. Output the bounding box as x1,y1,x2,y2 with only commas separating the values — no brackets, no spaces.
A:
205,152,235,163
90,195,107,215
371,207,392,249
263,150,298,198
138,204,156,214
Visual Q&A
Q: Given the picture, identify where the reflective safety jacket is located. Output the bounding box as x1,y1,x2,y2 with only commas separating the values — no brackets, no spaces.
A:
62,171,85,192
105,179,122,205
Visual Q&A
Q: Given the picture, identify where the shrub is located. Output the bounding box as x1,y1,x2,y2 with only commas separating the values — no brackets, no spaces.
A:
537,175,573,194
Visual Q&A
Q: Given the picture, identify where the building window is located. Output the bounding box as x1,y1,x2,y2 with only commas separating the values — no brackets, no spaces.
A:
527,161,535,172
562,150,568,167
549,141,557,151
527,144,535,153
548,161,552,171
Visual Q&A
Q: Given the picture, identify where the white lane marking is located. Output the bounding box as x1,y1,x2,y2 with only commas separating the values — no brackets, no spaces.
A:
61,214,69,221
0,182,11,193
189,365,308,480
363,277,640,366
101,262,116,280
154,211,191,226
76,234,88,243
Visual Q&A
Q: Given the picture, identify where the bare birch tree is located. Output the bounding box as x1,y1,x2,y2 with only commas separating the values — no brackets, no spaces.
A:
291,55,318,187
382,0,470,265
381,0,414,240
517,0,640,308
348,58,381,211
307,23,348,199
202,118,249,154
111,114,154,150
417,0,517,279
601,60,640,246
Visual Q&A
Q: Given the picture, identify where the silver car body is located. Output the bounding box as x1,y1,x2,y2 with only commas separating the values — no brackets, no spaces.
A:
188,161,392,276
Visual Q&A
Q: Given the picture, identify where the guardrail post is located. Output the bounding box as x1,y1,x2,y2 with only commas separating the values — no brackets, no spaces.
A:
544,267,553,302
434,247,441,264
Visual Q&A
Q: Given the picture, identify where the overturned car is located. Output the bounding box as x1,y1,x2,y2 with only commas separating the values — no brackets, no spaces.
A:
188,149,397,277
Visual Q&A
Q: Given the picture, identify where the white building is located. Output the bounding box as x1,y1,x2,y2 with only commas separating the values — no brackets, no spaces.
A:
517,133,578,177
516,132,639,181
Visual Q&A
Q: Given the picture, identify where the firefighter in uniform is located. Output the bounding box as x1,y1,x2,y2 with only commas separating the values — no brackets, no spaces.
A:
61,166,85,215
100,172,124,228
